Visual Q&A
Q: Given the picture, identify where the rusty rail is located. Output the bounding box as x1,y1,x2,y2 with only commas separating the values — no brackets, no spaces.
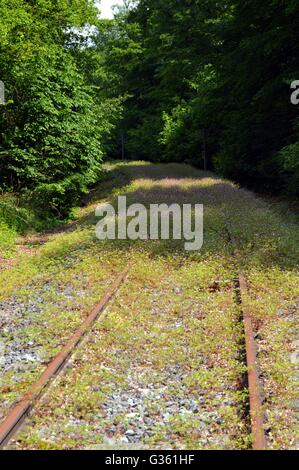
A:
226,223,267,450
0,225,267,450
238,273,267,450
0,265,130,449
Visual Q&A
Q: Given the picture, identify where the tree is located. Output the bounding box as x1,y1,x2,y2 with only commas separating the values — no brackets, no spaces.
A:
105,0,299,195
0,0,122,217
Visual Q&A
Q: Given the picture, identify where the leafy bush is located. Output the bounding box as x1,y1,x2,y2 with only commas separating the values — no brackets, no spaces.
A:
0,0,120,220
0,195,34,233
0,219,16,256
277,142,299,197
0,50,105,216
28,172,101,219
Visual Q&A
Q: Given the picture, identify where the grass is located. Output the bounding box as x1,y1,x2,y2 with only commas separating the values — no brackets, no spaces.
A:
11,255,248,450
0,161,297,450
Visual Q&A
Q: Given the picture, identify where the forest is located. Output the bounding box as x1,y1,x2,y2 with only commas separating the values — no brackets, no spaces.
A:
0,0,298,227
0,1,298,452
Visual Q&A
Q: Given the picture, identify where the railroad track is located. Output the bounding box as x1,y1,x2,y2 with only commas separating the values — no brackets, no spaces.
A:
0,265,130,449
0,227,267,450
226,222,267,450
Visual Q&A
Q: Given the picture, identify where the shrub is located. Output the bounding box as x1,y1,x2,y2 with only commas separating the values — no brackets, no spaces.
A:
0,50,104,218
277,142,299,197
0,220,16,256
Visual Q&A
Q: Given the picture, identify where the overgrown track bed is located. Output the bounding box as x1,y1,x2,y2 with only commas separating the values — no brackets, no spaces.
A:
0,267,130,449
0,262,266,450
226,224,267,450
0,162,297,450
4,258,250,450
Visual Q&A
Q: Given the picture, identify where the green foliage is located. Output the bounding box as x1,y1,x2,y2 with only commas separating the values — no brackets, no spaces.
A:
1,50,103,186
277,142,299,197
29,172,100,219
0,195,33,233
0,0,120,220
0,220,16,256
106,0,299,197
1,0,298,227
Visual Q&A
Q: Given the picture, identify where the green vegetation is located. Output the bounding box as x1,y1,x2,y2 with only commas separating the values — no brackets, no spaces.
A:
1,1,298,235
100,0,299,197
0,0,121,224
0,0,298,451
1,163,298,450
